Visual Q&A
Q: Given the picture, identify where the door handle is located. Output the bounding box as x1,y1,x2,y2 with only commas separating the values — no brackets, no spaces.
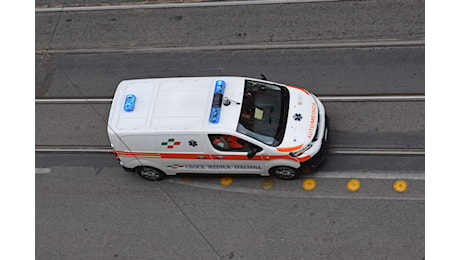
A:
196,156,208,159
215,156,226,159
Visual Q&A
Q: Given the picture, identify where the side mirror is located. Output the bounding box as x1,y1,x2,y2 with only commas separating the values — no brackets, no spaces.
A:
247,147,262,159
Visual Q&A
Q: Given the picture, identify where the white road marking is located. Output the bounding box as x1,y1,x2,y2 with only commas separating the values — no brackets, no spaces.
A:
328,148,425,156
35,168,52,174
35,148,113,153
313,171,425,180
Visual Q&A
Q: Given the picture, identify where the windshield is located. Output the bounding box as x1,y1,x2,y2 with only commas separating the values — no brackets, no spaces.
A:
237,80,289,146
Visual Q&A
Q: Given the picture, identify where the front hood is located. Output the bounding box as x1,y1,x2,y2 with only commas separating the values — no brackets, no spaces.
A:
277,86,318,151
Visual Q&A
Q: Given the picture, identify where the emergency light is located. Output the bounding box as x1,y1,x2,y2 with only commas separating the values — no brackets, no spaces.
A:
209,80,225,123
124,94,136,112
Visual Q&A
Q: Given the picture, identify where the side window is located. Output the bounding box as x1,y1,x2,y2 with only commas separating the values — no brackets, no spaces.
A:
208,134,259,152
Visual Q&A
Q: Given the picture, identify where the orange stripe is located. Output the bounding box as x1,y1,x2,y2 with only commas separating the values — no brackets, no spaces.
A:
114,150,300,162
265,154,299,161
297,155,311,162
276,144,303,152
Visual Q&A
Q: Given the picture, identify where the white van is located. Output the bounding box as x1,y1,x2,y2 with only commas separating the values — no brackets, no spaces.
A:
107,76,328,181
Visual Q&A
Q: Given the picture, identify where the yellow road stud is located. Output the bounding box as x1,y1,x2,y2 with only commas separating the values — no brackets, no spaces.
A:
393,180,408,193
302,178,317,191
346,179,361,192
220,176,233,186
261,178,275,190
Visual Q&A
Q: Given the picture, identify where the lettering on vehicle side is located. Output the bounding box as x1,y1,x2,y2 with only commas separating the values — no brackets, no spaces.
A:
184,165,261,170
184,165,206,169
307,103,317,139
207,165,232,169
234,165,262,169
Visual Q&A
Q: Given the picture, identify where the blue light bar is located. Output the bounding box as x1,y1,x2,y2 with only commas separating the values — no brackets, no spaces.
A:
214,80,225,94
209,80,225,123
124,94,136,112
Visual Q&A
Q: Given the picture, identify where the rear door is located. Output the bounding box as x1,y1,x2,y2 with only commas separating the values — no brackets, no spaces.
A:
153,134,216,174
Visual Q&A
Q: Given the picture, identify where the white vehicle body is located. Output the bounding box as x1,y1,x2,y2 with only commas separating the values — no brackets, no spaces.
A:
107,76,328,180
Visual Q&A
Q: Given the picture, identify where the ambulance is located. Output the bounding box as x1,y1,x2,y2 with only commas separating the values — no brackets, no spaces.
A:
107,76,328,181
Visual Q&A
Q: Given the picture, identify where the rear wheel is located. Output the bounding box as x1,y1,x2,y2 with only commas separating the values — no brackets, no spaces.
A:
135,166,166,181
270,166,300,180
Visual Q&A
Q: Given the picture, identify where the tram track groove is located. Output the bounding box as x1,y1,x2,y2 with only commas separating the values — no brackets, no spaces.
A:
35,146,425,156
36,40,424,55
35,0,368,13
35,94,425,104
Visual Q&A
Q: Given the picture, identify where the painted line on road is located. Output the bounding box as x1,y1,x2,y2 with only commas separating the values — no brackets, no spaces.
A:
36,0,342,12
313,171,424,180
36,40,425,55
328,148,424,156
36,168,52,174
35,147,113,153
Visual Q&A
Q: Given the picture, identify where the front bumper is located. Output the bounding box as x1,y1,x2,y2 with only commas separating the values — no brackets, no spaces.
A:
301,116,329,170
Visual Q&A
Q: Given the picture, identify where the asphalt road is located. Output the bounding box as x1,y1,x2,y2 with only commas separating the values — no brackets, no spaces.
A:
36,47,424,97
36,153,424,260
36,170,423,259
35,0,425,259
36,0,423,50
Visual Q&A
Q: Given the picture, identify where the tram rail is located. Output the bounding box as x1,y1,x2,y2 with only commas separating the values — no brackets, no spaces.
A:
35,94,425,104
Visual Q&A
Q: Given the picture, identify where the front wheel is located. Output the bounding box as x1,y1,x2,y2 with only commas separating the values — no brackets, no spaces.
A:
270,166,300,180
135,166,166,181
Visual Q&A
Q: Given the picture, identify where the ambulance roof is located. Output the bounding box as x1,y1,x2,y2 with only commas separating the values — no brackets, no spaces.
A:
108,77,246,134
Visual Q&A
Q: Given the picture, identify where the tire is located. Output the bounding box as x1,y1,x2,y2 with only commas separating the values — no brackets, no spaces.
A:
270,166,300,180
135,166,166,181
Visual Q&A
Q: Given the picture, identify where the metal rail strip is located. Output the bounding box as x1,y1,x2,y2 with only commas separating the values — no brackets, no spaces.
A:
35,98,113,104
36,40,425,55
36,0,347,13
35,146,425,155
318,95,425,102
35,95,425,104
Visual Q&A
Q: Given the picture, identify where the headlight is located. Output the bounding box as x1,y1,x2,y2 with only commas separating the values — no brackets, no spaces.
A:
289,144,312,157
